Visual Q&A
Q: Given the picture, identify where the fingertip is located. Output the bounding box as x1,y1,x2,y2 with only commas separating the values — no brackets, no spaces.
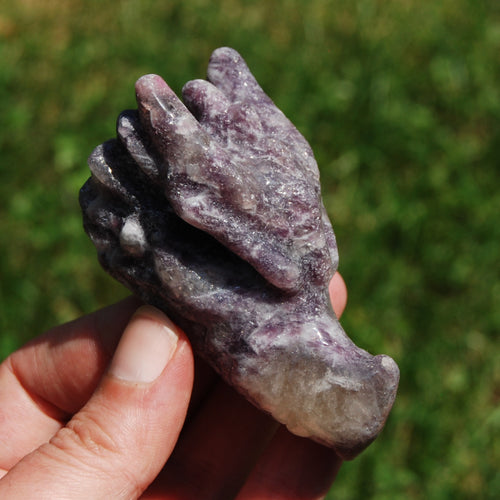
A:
135,74,182,121
207,47,263,102
135,74,167,98
182,79,229,121
329,272,348,318
108,305,182,384
208,47,243,71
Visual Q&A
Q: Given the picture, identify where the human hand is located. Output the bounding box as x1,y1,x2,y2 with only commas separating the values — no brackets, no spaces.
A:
133,47,335,292
0,272,347,499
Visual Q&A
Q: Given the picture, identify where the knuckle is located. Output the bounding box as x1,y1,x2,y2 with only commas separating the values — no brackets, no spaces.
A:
40,411,144,496
51,410,120,460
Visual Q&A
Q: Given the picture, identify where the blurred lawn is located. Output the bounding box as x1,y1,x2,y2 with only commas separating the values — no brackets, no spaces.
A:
0,0,499,498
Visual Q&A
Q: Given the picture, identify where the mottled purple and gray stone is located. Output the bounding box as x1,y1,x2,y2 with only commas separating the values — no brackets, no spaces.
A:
79,47,399,459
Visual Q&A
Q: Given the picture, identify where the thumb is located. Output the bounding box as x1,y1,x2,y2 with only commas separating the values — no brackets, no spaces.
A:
0,306,194,499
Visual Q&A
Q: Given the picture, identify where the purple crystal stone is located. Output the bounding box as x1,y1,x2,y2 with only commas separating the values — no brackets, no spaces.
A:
80,48,399,459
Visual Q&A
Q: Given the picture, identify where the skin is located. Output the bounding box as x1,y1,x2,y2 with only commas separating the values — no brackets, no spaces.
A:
0,272,347,499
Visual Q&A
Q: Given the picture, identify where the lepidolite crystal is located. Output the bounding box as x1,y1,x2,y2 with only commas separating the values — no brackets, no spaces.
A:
79,47,399,459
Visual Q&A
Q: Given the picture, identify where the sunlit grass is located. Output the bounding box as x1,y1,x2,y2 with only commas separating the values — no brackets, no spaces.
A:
1,1,499,498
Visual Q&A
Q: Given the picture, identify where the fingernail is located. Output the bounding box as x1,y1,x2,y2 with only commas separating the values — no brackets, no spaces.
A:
109,305,179,383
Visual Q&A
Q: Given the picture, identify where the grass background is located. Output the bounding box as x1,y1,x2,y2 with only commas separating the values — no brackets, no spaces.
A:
0,0,498,497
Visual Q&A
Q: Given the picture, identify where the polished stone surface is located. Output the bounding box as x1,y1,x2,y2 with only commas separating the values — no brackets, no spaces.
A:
80,48,399,459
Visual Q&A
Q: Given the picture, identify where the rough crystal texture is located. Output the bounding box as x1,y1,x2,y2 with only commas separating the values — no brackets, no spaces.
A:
79,47,399,459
